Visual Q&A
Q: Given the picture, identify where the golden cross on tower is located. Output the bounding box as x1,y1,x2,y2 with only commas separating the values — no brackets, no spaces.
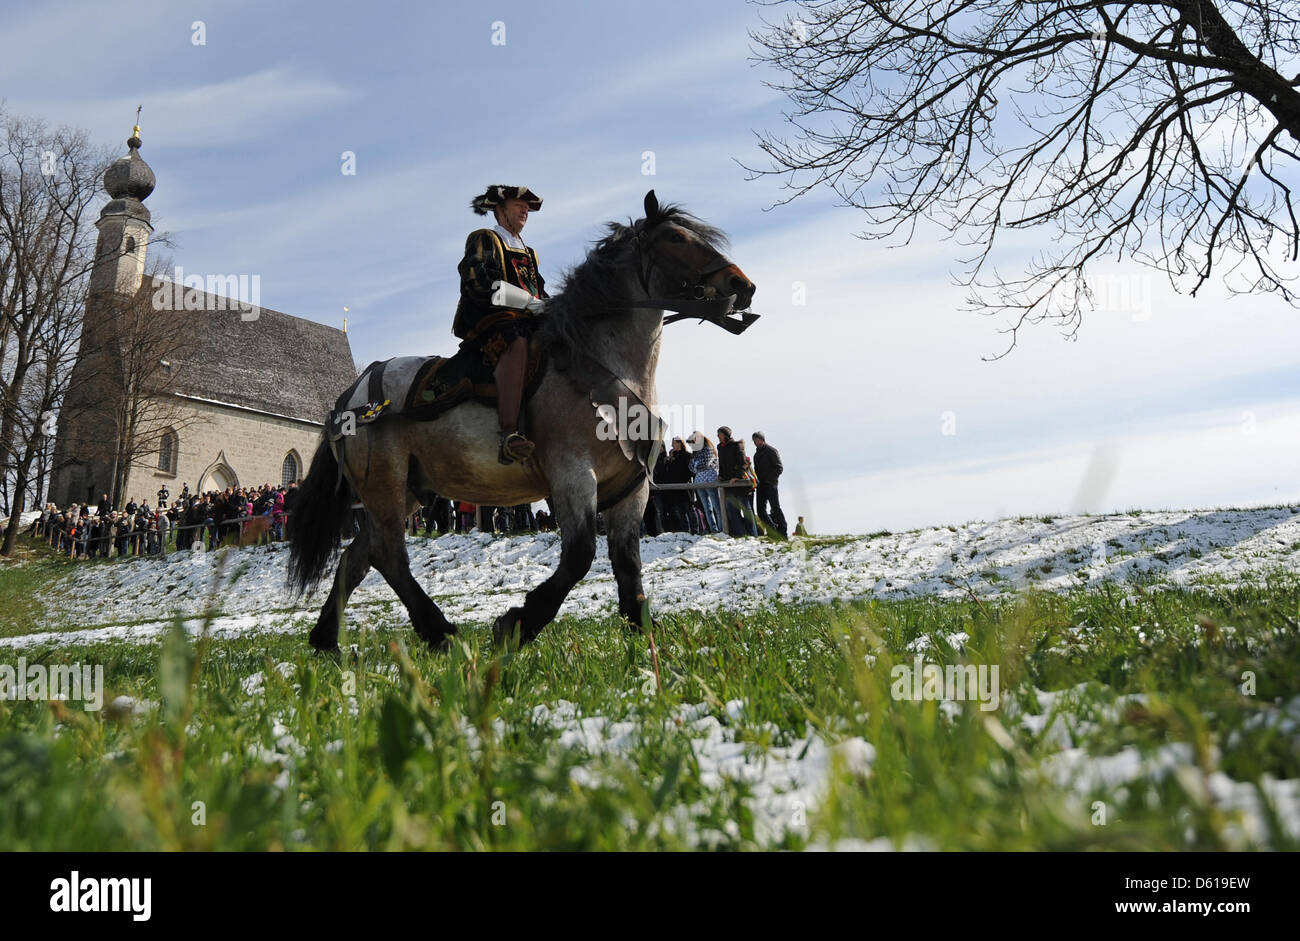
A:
133,104,142,138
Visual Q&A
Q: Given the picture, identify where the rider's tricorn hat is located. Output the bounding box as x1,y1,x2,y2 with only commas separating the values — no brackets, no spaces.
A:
471,184,542,215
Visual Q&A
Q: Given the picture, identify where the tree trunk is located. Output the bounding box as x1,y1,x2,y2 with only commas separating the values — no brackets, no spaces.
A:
1,456,31,556
1178,0,1300,141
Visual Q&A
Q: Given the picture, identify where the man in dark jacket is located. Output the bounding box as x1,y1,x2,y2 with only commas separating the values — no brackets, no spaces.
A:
752,432,788,538
716,426,752,536
717,426,744,481
183,498,204,549
114,513,130,557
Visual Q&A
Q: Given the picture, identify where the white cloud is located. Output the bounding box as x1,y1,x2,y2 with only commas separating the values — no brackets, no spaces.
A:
16,67,362,150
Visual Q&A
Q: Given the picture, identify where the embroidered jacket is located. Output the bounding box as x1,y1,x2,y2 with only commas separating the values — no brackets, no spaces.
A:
453,228,546,340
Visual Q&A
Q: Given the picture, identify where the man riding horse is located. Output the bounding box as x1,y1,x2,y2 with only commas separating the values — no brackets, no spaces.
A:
290,191,758,653
452,184,547,465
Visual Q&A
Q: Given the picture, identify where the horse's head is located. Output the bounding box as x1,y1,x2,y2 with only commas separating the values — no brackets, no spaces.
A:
629,190,756,312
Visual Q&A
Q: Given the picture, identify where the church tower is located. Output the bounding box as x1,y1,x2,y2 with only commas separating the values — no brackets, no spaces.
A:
48,125,156,508
89,124,154,295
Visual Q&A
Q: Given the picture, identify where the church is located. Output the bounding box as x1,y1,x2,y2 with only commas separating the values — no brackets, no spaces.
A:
48,127,358,508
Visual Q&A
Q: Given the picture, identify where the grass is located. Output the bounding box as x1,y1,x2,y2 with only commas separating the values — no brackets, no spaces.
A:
0,551,60,639
1,550,1297,850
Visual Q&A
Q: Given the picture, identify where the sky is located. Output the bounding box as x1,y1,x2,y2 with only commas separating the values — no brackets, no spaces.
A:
3,0,1298,534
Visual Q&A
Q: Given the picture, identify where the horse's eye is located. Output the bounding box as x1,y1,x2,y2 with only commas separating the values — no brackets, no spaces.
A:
668,231,686,243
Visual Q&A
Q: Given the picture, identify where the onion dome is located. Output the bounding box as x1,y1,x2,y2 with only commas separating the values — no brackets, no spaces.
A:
103,125,155,202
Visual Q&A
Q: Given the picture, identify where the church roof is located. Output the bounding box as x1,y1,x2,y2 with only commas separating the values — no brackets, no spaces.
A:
148,283,357,423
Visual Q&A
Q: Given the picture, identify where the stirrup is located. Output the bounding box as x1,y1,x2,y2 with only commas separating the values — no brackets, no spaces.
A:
498,431,535,465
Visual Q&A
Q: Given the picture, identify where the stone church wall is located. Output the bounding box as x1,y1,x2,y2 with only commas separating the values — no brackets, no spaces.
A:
121,397,320,504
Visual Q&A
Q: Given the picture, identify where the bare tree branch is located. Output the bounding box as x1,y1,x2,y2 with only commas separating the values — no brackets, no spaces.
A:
745,0,1300,355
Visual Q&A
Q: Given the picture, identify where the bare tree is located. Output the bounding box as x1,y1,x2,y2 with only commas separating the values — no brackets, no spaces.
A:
0,109,106,552
747,1,1300,354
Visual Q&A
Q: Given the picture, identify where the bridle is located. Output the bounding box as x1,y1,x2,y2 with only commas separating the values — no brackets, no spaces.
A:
618,223,760,335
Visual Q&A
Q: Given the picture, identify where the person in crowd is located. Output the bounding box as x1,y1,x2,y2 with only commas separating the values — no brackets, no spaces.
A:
97,493,111,517
229,488,248,542
736,440,760,536
132,510,148,555
282,482,300,538
63,512,76,554
659,436,694,532
213,491,230,547
185,497,204,550
645,454,667,536
419,496,447,536
165,502,179,548
457,500,476,532
716,426,753,536
124,496,138,516
157,508,170,555
648,441,672,533
751,431,788,538
75,516,90,559
88,513,104,559
114,512,130,557
202,496,218,550
687,431,722,533
272,489,287,542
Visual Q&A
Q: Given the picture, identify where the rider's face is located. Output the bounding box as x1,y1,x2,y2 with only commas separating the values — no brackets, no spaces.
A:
498,198,529,233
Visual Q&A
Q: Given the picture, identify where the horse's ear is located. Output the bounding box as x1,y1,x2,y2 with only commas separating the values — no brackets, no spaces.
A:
644,190,659,222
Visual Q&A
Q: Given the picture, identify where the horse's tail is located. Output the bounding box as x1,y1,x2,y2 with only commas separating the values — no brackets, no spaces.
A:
287,434,353,595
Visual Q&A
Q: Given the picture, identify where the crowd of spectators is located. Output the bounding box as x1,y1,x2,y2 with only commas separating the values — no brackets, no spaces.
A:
405,498,551,537
28,480,302,559
645,427,788,538
24,426,796,562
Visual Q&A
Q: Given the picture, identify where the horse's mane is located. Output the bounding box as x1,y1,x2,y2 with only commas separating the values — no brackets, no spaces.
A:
539,203,728,361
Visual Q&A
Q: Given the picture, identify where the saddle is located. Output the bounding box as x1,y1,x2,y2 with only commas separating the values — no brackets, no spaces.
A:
327,336,545,440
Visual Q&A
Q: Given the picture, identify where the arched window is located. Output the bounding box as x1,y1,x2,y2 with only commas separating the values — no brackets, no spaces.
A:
158,429,178,474
124,235,136,253
281,451,300,488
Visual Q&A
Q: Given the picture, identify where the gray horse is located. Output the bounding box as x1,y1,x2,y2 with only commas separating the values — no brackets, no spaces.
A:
287,191,757,650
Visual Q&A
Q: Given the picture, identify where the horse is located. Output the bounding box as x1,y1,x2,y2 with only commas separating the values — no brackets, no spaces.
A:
286,191,757,650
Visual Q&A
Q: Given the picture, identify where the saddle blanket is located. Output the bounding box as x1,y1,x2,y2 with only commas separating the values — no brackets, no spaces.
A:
326,342,543,441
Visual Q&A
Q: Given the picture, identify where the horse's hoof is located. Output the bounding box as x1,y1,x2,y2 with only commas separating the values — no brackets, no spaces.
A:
492,607,529,648
423,632,454,654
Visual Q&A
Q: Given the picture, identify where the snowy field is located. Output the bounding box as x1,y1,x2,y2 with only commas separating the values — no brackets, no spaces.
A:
4,504,1299,850
7,504,1299,649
